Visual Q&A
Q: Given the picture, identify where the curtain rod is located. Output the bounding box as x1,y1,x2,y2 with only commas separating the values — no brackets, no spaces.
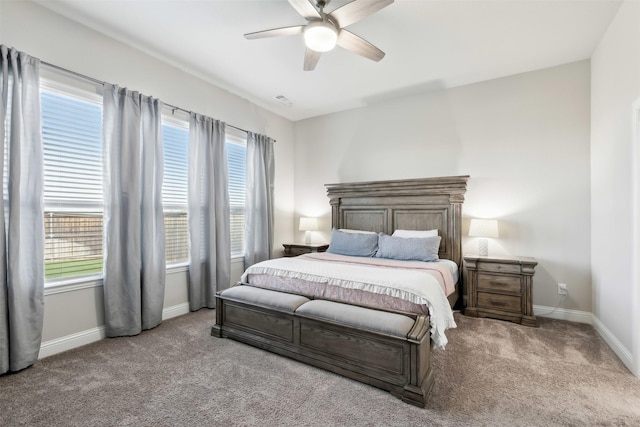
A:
40,61,272,140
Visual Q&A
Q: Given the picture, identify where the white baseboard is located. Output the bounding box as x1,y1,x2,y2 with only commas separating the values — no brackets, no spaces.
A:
591,314,634,374
534,305,635,375
39,325,106,359
533,304,593,324
162,302,190,320
39,302,191,359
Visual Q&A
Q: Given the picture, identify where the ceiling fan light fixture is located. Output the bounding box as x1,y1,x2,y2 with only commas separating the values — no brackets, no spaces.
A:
304,21,338,52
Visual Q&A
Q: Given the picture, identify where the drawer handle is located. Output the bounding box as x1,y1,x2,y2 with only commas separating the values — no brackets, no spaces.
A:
489,300,507,307
489,280,507,287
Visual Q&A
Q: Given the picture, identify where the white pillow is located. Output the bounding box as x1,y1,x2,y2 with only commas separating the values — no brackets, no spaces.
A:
339,228,377,234
392,229,438,238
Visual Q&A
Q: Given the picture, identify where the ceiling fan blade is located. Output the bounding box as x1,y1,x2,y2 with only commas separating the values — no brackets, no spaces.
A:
337,30,385,62
288,0,321,20
329,0,394,28
303,48,321,71
244,26,304,40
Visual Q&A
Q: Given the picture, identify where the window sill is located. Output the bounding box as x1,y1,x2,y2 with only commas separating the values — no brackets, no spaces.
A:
44,276,103,296
166,262,189,274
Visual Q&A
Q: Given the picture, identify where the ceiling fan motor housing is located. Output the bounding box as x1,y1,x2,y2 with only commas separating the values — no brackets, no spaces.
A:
304,20,338,52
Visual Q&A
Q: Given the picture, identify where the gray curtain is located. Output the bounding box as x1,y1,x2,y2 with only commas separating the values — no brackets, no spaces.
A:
0,46,45,373
188,114,230,310
103,84,165,337
244,132,275,269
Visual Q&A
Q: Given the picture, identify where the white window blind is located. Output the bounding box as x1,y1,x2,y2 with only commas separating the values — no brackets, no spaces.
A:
161,122,247,263
41,87,103,281
227,134,247,257
162,120,189,265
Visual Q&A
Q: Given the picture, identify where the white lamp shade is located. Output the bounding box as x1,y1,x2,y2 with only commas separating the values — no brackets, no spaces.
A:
468,219,499,238
299,217,318,231
304,21,338,52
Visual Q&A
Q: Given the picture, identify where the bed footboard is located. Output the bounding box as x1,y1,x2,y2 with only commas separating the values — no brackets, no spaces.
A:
211,286,434,407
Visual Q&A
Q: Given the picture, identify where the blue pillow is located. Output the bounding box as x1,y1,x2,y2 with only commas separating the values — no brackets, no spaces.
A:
375,233,441,262
327,228,378,257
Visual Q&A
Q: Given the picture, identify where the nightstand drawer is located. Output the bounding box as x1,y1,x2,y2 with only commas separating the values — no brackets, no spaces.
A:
475,262,521,275
477,292,521,313
283,243,329,257
477,274,522,293
288,247,310,256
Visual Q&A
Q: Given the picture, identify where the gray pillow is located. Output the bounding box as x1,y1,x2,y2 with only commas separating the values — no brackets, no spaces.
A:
327,228,378,257
375,233,441,262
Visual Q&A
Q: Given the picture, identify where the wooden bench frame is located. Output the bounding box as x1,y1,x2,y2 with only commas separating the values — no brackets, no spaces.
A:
211,291,434,407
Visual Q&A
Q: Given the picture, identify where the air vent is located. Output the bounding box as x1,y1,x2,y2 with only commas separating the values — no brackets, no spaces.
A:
275,95,293,106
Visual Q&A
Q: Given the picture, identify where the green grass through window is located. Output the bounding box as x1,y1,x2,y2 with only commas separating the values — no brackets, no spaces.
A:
45,258,103,280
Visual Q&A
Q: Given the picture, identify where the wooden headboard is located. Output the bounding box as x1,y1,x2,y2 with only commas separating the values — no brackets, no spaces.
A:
325,176,469,267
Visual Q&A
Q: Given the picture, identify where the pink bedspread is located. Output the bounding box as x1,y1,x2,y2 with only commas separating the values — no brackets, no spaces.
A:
243,252,455,316
300,252,456,296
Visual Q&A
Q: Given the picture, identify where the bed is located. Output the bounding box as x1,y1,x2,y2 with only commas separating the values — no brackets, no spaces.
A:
212,175,468,406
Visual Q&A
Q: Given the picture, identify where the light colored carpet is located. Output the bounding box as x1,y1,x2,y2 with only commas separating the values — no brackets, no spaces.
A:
1,310,639,426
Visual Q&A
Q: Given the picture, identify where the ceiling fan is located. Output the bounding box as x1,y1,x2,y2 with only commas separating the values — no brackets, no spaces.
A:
244,0,394,71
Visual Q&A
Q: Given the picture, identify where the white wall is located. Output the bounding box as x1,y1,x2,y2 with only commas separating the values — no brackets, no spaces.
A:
591,0,640,375
293,61,592,315
1,1,295,351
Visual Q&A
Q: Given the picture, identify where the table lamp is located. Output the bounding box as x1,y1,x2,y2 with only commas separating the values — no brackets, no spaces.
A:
468,218,499,256
299,217,318,244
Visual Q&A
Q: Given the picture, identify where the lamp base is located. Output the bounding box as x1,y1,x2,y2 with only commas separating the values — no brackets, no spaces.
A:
478,238,488,256
304,231,312,244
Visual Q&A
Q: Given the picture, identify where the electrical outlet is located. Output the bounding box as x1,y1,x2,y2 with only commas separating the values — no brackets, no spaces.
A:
558,283,568,295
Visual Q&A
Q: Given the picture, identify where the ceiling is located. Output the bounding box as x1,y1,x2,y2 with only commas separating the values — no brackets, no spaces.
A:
35,0,622,122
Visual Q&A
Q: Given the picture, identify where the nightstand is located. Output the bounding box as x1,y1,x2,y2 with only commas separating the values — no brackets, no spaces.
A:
464,255,538,327
282,242,329,257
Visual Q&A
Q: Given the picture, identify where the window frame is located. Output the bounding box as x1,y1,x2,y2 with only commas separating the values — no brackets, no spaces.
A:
161,113,190,268
40,78,105,288
37,73,250,292
226,129,248,260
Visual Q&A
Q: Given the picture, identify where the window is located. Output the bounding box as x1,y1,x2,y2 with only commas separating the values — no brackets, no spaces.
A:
38,76,247,283
41,85,103,282
227,133,247,258
161,121,247,263
162,119,189,265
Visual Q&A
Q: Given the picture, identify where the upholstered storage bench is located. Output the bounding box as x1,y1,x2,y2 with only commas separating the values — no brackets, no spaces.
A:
211,285,434,407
